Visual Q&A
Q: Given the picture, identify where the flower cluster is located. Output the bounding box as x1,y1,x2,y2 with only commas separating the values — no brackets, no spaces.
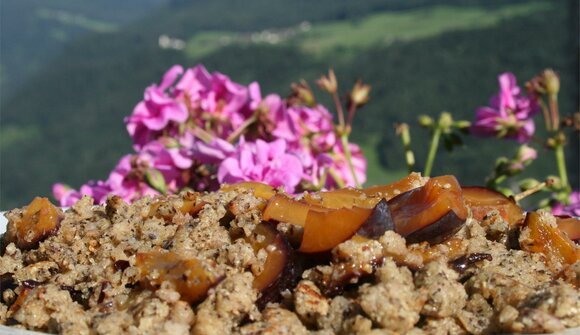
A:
470,72,540,143
469,70,578,216
53,65,366,206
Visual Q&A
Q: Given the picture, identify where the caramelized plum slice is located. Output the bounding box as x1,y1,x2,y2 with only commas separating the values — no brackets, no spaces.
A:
148,192,206,219
556,216,580,242
299,206,373,253
7,287,31,315
520,211,579,268
221,182,276,200
362,172,426,199
136,251,222,303
263,194,327,227
462,186,524,226
388,175,467,244
303,188,380,209
245,223,299,307
5,197,62,250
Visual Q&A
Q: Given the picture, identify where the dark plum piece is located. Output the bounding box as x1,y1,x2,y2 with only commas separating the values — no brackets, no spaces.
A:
388,175,468,244
462,186,525,226
449,253,493,274
357,199,394,238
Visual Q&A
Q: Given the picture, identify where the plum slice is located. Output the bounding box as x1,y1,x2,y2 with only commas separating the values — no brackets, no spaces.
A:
520,211,579,268
136,251,223,304
388,175,468,244
556,216,580,242
299,206,373,253
361,172,426,200
462,186,525,226
263,194,327,227
4,197,62,250
221,181,276,200
302,188,380,209
244,223,299,307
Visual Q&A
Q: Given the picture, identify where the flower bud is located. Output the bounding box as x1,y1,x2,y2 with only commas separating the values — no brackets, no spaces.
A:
546,175,562,191
438,112,453,131
542,69,559,96
515,145,537,165
349,80,371,107
453,120,471,129
290,80,315,106
316,69,338,94
518,178,540,191
418,115,434,128
145,168,168,194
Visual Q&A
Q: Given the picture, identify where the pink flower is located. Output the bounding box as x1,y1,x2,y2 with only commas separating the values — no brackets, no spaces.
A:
282,105,336,152
509,145,537,172
176,65,255,138
327,142,367,188
217,138,304,193
552,191,580,217
471,72,539,143
191,138,235,164
52,183,83,207
53,181,112,206
126,65,188,148
106,154,160,202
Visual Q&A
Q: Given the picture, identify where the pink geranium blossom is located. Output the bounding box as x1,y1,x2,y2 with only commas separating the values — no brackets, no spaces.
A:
552,191,580,217
218,138,304,193
54,64,369,205
126,65,188,148
176,65,255,138
471,72,539,143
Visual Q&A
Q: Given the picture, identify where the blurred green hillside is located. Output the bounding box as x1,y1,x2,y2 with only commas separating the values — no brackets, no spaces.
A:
1,0,578,209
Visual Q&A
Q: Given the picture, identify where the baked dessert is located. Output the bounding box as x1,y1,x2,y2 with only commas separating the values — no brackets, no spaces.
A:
1,174,579,334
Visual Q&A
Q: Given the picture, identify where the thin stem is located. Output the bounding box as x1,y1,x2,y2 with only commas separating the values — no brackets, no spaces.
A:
549,95,560,131
554,142,570,191
226,115,257,143
423,126,442,177
328,168,346,189
340,134,361,188
316,168,329,191
346,103,357,129
513,181,546,203
333,93,346,129
539,99,552,131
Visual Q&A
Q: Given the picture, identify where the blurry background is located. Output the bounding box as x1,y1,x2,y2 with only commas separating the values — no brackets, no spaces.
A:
0,0,578,209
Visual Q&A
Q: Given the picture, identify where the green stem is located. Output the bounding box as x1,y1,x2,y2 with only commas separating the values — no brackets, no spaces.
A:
554,143,570,191
340,134,361,188
397,124,415,173
549,94,559,131
328,168,346,189
423,126,441,177
226,115,257,143
333,93,346,129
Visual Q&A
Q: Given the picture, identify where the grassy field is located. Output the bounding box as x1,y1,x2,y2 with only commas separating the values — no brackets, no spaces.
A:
185,1,550,59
